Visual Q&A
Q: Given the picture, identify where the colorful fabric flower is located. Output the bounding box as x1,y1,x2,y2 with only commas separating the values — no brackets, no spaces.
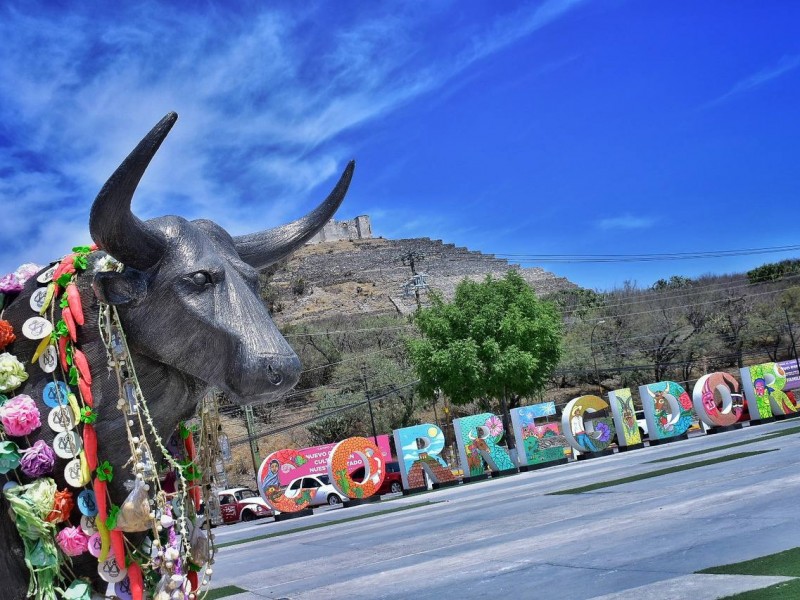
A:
56,526,89,557
0,393,40,436
0,273,23,294
485,415,503,437
46,489,75,523
0,320,15,352
97,460,114,482
14,263,42,285
0,353,29,394
0,440,21,474
20,440,56,477
80,406,97,424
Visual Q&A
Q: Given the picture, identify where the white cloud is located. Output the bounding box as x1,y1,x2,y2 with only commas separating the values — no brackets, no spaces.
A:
704,54,800,108
0,1,590,273
597,215,656,230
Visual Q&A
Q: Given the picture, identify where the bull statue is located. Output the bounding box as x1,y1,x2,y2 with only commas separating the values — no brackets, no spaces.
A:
0,112,354,598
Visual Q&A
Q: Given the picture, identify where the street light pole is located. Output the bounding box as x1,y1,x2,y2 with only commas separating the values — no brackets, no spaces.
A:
590,320,606,396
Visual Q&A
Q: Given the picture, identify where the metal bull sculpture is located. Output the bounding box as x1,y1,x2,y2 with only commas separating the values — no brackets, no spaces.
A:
0,112,354,598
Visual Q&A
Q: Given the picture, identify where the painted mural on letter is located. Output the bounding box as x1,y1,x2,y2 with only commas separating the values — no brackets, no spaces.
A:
608,388,641,446
640,381,694,439
453,413,515,477
510,403,571,465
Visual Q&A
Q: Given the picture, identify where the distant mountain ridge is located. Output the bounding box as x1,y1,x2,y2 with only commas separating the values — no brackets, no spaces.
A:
266,235,578,325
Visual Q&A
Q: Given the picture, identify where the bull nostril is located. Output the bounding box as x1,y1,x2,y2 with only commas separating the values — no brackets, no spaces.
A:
267,365,283,386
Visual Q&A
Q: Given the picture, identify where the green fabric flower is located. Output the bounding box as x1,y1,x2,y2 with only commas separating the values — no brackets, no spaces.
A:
0,352,28,393
97,460,113,482
80,406,97,425
105,504,120,530
0,440,21,474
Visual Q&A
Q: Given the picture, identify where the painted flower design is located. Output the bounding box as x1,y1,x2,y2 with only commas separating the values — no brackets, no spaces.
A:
595,422,611,443
0,394,41,436
0,353,29,394
678,392,693,410
485,415,503,437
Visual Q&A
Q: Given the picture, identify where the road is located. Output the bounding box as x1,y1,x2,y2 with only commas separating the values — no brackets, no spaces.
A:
209,419,800,599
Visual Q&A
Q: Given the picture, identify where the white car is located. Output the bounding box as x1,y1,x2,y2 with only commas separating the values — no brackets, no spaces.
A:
635,410,648,439
284,474,344,507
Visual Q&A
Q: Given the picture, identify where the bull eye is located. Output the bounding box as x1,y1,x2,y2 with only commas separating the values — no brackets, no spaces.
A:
189,271,212,287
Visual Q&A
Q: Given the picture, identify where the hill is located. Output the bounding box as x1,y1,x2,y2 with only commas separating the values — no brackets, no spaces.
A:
264,235,578,326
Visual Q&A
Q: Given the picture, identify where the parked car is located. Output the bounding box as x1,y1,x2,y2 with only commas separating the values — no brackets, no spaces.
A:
350,460,404,495
217,487,273,523
284,474,344,507
635,410,648,439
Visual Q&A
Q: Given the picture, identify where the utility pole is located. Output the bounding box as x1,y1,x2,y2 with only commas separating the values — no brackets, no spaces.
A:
244,405,261,477
401,250,425,309
361,363,379,445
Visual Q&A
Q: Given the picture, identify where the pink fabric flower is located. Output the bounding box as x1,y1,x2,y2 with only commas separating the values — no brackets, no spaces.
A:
0,394,41,436
20,440,55,477
0,273,22,294
56,526,89,556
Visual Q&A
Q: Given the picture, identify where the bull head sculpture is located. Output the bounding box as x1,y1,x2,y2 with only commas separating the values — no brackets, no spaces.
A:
89,112,353,404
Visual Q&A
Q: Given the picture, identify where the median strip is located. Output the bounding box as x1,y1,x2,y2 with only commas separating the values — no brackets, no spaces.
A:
646,425,800,464
547,450,776,495
215,501,439,548
698,546,800,599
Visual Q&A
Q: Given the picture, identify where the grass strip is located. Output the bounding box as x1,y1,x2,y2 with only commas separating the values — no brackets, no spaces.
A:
216,501,438,548
647,425,800,464
697,546,800,577
206,585,247,599
717,579,800,599
547,450,775,495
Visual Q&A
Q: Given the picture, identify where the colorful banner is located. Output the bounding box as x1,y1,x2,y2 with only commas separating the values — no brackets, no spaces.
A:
561,395,615,453
638,381,694,440
276,435,392,486
509,403,571,466
452,413,515,477
392,423,456,490
607,388,642,447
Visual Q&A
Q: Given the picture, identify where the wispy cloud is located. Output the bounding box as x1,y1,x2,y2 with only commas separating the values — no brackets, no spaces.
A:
597,215,656,230
704,54,800,108
0,1,590,273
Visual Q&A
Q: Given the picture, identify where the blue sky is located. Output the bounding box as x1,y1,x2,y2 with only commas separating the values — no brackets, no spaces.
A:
1,1,798,291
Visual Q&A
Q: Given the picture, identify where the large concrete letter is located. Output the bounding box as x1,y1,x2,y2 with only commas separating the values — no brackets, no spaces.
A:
453,412,516,478
392,424,456,490
638,381,695,440
510,403,571,466
741,362,799,420
692,372,743,427
608,388,642,447
257,449,312,513
327,437,385,499
561,395,615,453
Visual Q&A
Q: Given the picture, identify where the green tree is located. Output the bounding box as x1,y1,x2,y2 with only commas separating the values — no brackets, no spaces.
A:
407,271,563,431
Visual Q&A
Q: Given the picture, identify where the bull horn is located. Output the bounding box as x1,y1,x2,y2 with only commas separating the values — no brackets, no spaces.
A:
234,161,355,269
645,386,656,398
89,113,176,270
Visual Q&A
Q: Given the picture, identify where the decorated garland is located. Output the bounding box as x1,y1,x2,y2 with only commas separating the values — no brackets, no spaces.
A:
1,252,218,599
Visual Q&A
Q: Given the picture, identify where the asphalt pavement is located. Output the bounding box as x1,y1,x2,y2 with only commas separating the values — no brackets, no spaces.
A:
208,419,800,599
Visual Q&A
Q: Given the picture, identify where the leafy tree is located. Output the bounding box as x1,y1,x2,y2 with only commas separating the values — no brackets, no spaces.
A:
407,271,563,436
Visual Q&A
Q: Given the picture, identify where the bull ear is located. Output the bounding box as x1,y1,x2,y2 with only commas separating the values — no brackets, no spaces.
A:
92,270,147,306
233,161,354,269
